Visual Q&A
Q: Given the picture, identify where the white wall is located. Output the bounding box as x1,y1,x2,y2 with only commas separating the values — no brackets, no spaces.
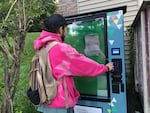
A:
77,0,138,28
138,0,144,8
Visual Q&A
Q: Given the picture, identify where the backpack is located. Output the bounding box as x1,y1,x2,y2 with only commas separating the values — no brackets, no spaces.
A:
27,41,61,105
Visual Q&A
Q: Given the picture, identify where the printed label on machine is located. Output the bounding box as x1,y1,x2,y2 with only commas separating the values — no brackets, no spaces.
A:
84,34,100,56
74,105,102,113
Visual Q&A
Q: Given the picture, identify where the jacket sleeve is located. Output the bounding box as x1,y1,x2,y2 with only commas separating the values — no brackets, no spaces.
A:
61,44,108,77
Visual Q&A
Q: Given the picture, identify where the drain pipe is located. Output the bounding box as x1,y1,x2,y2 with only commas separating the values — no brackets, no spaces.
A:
141,11,148,113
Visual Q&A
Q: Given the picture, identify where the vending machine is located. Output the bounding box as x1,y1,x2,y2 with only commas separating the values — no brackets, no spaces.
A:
65,6,127,113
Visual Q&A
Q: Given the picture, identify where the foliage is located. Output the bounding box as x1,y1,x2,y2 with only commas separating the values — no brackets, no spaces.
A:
0,0,57,112
0,32,40,112
27,0,58,32
0,55,4,108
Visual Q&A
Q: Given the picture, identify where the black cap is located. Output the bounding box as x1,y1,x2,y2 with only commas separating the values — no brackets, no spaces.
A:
43,14,67,33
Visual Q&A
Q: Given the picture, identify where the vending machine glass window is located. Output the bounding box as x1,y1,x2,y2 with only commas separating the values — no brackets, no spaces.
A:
65,16,109,100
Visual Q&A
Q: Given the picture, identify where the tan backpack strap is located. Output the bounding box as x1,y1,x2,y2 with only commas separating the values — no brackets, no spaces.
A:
64,77,69,108
45,41,59,82
45,41,58,53
37,41,58,103
45,41,58,80
47,42,69,108
42,41,69,107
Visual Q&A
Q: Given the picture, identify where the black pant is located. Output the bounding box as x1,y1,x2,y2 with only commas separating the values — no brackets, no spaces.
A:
67,108,74,113
39,108,74,113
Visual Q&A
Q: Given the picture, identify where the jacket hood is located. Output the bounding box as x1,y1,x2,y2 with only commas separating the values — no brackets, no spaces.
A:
34,30,62,50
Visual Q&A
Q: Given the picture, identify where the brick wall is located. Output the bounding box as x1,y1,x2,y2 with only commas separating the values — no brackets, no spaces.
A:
58,0,78,16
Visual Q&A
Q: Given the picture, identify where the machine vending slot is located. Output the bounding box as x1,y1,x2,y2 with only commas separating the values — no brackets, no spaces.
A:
112,75,122,83
112,84,120,93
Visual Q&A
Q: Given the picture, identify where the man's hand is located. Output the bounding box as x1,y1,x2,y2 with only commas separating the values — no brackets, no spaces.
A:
106,62,114,72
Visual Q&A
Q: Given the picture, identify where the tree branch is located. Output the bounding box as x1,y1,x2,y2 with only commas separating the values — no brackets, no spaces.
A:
11,67,20,100
9,62,16,87
0,44,14,60
23,0,27,31
26,19,33,31
5,0,18,21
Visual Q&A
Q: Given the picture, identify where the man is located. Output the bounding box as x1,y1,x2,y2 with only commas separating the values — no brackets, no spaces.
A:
34,14,114,113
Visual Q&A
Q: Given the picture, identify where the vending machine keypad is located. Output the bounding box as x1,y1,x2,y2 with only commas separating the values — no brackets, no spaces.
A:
111,59,124,93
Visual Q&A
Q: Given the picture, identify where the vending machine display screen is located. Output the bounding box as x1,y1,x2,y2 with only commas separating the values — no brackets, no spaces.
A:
65,17,109,99
112,48,120,55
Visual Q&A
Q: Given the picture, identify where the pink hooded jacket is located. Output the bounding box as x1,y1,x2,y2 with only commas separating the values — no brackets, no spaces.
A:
34,30,108,108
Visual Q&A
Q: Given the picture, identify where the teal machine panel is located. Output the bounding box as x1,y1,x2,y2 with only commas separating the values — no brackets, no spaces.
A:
65,6,127,113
